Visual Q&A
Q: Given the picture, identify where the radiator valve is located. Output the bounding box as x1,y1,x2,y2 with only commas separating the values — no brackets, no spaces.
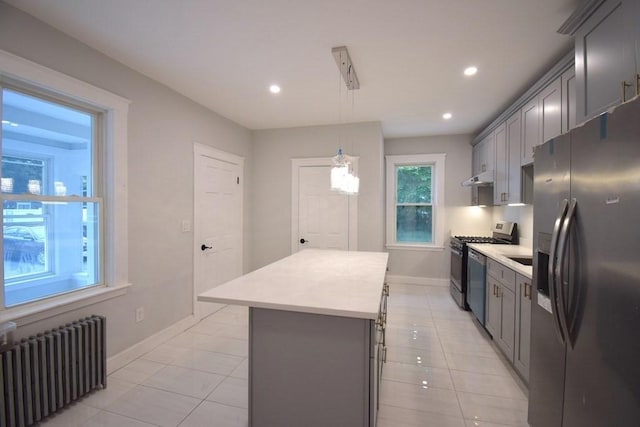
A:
0,321,17,345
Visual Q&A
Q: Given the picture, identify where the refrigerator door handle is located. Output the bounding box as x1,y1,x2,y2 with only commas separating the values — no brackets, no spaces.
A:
556,198,577,342
549,198,569,344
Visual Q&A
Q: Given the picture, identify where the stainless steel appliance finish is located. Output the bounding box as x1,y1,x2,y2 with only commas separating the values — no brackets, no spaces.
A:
529,97,640,427
449,240,466,309
467,248,487,324
449,221,518,310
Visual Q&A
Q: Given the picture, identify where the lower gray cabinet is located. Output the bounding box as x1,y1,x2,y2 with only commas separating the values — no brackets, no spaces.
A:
514,273,532,382
485,258,532,383
249,285,388,427
486,259,517,363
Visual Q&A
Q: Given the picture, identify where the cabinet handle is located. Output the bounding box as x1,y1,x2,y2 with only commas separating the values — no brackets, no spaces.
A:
622,80,632,102
636,74,640,97
524,282,529,299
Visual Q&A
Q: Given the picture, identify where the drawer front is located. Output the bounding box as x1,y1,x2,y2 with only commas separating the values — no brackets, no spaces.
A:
487,258,516,292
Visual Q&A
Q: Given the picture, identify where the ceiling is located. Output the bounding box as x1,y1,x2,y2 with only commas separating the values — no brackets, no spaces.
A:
6,0,581,138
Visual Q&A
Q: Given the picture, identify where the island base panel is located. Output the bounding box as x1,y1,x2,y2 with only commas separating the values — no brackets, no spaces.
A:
249,307,372,427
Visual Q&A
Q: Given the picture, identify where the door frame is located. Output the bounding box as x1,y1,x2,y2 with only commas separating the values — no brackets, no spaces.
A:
291,157,358,254
193,142,244,318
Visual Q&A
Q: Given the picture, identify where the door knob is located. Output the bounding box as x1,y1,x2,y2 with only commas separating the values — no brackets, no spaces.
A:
201,244,213,251
300,238,308,244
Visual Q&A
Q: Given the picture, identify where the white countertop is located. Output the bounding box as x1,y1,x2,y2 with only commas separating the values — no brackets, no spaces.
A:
467,243,533,279
197,249,389,320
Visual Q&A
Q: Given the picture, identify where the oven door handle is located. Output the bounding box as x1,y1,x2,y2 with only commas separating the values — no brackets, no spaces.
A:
450,247,463,257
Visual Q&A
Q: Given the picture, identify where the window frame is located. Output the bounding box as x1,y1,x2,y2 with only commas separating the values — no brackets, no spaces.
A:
0,49,130,324
385,154,446,250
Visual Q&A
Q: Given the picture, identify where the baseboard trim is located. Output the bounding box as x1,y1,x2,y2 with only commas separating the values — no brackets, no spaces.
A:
107,314,199,374
386,275,449,287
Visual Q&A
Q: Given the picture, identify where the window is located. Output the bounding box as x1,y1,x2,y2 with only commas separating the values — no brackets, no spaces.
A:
386,154,446,249
0,49,129,318
1,87,100,306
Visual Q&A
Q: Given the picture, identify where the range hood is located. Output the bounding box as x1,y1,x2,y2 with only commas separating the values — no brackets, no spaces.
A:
461,170,494,187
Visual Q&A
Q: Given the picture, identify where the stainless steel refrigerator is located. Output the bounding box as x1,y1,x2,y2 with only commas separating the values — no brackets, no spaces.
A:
529,96,640,427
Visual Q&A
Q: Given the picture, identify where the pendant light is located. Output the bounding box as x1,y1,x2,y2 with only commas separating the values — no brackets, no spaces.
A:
331,46,360,195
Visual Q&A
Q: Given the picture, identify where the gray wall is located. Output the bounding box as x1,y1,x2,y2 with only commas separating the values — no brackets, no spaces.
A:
251,122,384,270
0,2,253,356
384,134,492,281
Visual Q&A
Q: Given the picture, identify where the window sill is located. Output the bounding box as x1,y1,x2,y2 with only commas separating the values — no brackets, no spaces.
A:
386,244,445,252
0,283,131,326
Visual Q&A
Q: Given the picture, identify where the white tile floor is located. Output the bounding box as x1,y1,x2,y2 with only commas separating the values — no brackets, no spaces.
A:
37,283,529,426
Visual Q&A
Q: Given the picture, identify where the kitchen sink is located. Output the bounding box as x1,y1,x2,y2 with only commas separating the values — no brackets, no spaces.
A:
507,256,533,266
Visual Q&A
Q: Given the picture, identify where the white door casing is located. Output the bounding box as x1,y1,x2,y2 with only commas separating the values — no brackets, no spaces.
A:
291,158,357,253
193,143,243,319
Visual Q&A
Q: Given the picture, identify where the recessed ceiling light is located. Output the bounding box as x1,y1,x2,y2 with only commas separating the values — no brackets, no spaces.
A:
269,84,281,94
464,66,478,76
443,113,452,120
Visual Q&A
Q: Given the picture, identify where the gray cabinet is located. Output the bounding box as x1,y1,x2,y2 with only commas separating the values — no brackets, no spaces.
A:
493,123,507,205
566,0,640,123
506,110,522,204
514,273,532,383
540,77,563,148
493,111,523,205
250,284,388,427
521,97,540,166
473,132,494,175
486,258,516,362
561,67,577,133
472,132,495,206
522,77,563,166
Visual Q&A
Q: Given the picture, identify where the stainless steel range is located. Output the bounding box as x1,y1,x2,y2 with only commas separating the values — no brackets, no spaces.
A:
449,221,518,309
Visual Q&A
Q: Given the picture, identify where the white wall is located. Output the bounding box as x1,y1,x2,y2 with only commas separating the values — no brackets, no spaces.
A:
0,2,253,356
493,204,534,248
251,122,384,270
384,134,493,282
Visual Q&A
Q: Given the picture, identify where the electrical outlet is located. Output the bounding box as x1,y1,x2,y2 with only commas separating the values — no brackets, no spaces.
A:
135,307,144,323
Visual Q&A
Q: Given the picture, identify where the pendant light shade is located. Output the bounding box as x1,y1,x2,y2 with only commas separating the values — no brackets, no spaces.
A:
331,148,359,195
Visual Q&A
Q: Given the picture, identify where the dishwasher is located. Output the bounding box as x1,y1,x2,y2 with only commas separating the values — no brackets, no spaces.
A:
467,248,487,325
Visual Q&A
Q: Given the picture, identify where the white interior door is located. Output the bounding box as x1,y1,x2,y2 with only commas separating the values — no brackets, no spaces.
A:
194,144,243,319
292,158,357,253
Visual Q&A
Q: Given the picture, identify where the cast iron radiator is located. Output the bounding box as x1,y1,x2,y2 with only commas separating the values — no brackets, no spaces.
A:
0,315,106,427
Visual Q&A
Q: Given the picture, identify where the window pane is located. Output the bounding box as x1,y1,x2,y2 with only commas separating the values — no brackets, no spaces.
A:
1,88,94,197
397,165,432,204
2,87,101,307
396,205,432,243
4,200,100,307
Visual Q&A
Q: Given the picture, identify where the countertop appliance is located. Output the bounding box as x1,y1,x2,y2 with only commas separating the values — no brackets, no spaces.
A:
449,221,518,310
528,97,640,426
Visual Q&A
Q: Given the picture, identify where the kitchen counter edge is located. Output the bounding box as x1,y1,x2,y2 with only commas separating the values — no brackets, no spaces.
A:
467,243,533,279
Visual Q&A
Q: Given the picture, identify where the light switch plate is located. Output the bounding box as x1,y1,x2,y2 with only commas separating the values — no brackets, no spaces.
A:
181,220,191,232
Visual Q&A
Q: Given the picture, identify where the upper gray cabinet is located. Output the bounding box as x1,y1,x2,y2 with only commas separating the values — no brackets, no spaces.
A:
521,77,564,166
561,67,576,133
474,132,494,175
560,0,640,123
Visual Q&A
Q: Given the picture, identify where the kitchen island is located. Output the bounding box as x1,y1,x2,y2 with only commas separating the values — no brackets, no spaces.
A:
198,249,389,427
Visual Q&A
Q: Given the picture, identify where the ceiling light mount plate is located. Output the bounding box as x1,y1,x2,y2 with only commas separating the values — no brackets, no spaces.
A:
332,46,360,90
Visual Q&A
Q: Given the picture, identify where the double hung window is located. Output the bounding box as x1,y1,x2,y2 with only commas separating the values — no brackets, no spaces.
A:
0,50,129,316
386,154,446,249
1,86,101,307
